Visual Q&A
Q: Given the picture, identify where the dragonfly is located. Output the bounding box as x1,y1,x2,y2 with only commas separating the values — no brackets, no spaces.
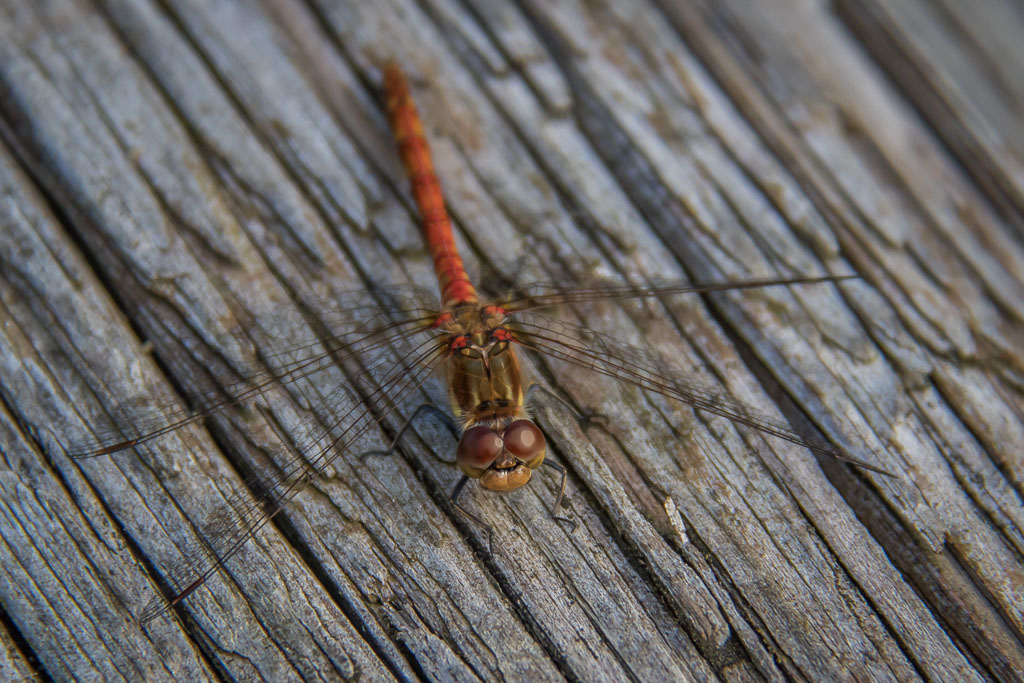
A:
73,64,884,622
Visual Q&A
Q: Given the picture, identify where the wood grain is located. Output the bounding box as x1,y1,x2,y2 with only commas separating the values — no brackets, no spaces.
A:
0,0,1020,680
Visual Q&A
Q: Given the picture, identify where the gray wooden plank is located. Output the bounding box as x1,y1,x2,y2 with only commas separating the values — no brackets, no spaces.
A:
0,0,1020,679
835,0,1024,230
0,147,220,681
0,621,37,683
663,0,1024,678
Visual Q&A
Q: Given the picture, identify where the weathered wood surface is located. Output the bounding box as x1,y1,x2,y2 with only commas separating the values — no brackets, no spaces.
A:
0,0,1021,680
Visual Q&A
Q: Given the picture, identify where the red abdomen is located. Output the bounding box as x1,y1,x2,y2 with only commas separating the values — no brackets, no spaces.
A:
383,65,477,306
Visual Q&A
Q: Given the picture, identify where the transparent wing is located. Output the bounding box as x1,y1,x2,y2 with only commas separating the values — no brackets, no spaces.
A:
136,329,451,622
499,274,856,312
67,287,440,458
509,310,889,474
61,284,451,620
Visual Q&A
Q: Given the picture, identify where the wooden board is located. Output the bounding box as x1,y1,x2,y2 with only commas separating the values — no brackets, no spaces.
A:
0,0,1021,679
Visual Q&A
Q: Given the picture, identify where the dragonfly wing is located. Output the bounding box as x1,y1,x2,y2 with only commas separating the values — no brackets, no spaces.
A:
510,310,889,474
500,274,856,313
65,297,440,458
135,329,451,622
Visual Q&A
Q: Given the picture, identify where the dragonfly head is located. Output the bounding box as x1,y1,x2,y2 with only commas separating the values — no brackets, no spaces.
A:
456,419,546,491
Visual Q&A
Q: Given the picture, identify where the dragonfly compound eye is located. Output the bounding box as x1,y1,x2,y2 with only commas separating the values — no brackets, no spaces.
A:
502,420,546,469
456,426,504,476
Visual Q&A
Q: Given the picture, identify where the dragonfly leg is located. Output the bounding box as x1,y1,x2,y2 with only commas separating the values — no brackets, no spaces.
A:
359,402,458,461
450,475,494,552
526,383,607,427
542,460,577,532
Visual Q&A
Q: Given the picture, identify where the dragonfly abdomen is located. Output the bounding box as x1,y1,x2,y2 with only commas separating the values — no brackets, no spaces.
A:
382,64,477,307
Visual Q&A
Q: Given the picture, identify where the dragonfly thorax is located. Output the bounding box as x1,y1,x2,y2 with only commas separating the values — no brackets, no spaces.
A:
438,304,525,420
434,303,508,342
